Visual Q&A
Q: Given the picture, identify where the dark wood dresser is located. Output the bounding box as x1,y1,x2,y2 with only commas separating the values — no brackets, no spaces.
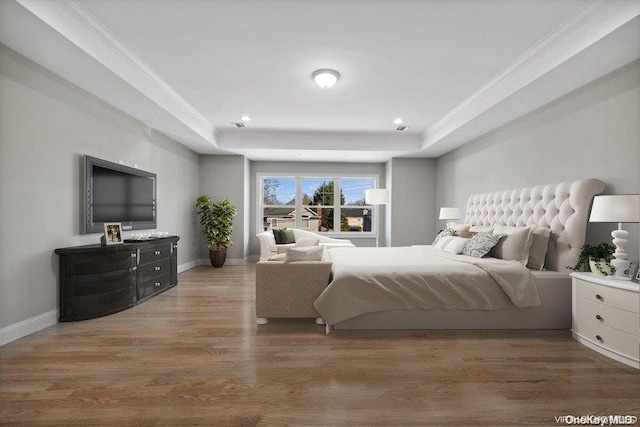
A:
55,236,179,321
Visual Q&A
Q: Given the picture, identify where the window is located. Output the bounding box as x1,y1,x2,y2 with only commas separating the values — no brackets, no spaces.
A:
259,175,378,234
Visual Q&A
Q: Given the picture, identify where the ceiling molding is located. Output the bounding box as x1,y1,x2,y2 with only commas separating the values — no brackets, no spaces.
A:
421,0,640,150
16,0,217,147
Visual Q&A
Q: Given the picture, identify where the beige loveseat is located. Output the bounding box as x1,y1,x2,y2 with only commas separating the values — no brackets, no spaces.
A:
256,228,354,260
255,260,332,324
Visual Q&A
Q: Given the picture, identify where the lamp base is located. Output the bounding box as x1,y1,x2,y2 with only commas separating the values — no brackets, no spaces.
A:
610,226,631,280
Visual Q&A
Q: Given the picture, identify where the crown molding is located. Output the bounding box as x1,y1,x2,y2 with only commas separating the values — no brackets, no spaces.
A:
16,0,217,147
422,0,640,150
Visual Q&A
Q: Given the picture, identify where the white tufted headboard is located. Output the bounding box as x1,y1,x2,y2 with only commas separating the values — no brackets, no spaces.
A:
464,179,605,271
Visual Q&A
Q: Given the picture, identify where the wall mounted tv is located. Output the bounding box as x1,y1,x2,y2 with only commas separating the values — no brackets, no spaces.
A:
84,155,157,234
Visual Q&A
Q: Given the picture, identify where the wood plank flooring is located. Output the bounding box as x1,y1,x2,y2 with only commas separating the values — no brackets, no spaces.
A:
1,264,639,426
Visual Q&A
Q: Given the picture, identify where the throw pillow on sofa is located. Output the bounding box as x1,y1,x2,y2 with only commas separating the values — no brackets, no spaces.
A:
285,246,324,262
273,229,296,244
295,237,319,247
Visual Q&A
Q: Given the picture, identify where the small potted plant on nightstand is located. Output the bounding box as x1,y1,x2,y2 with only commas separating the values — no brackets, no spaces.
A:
567,243,615,276
196,196,238,268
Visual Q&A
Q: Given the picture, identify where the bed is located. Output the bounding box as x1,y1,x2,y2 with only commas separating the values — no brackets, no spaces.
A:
314,178,606,331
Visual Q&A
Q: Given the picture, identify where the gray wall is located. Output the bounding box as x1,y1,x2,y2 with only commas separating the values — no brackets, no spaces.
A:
0,46,200,330
436,60,640,264
385,158,437,247
249,161,387,256
198,155,250,263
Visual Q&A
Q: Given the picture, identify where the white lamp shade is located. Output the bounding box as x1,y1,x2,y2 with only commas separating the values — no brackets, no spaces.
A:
439,207,461,221
589,195,640,223
312,69,340,88
365,189,390,205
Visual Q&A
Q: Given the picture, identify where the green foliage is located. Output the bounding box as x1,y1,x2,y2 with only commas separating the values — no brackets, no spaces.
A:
195,196,238,249
567,243,615,271
310,181,348,231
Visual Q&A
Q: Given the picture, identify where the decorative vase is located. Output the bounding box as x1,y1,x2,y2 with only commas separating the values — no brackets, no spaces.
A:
589,257,612,276
209,249,227,268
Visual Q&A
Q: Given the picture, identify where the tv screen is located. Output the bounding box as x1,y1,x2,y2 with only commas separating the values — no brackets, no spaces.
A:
85,156,157,234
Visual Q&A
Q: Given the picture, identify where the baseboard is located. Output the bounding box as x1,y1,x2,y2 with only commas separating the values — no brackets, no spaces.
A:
178,259,199,273
0,309,58,346
248,255,259,263
198,258,248,266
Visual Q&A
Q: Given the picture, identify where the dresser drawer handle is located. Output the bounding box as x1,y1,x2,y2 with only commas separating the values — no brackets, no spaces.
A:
173,244,178,249
595,314,603,321
595,294,603,301
154,282,161,287
154,250,161,255
595,335,603,342
154,266,161,271
130,253,137,258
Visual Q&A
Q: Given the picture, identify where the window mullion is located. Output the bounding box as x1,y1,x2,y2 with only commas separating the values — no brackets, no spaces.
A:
295,177,302,229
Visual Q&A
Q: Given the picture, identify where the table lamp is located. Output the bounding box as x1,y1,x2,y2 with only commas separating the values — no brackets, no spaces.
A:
365,189,390,247
439,207,461,229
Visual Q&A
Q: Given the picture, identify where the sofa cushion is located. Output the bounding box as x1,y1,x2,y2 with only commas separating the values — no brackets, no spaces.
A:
285,246,324,262
295,237,319,247
273,229,296,244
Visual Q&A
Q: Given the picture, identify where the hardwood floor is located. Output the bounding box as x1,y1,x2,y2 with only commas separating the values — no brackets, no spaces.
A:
1,264,638,426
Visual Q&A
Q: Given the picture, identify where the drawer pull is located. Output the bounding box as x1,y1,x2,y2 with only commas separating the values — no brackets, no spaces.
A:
154,266,161,271
173,244,178,249
154,250,161,255
595,294,603,301
130,253,136,258
595,335,603,342
595,314,602,321
154,282,161,287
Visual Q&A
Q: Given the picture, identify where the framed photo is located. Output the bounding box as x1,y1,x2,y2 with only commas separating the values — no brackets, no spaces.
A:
103,222,124,245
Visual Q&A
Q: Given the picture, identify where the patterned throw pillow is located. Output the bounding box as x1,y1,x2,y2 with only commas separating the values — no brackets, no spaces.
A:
433,228,457,245
462,232,504,258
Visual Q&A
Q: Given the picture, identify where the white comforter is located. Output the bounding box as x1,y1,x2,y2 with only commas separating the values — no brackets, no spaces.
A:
313,245,540,325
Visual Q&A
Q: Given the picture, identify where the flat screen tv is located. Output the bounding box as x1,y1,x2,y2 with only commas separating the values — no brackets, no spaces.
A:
84,155,157,234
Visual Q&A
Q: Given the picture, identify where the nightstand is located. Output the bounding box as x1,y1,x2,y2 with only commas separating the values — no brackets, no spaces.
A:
571,272,639,368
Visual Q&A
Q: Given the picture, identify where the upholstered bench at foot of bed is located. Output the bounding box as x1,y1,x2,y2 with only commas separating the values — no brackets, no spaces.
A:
255,260,332,324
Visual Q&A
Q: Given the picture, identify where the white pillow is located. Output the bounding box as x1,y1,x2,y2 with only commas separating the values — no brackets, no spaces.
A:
443,237,470,254
448,223,470,233
434,235,455,250
469,225,495,233
490,225,535,265
295,237,319,247
285,246,324,262
527,226,552,270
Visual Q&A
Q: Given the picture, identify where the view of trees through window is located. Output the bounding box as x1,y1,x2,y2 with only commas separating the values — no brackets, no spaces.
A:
261,176,376,233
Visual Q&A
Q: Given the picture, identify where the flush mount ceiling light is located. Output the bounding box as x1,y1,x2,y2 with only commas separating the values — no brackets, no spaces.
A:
240,115,251,122
393,118,403,125
312,69,340,88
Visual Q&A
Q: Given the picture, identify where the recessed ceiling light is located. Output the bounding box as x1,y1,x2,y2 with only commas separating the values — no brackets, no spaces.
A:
393,118,403,125
312,69,340,89
240,115,251,122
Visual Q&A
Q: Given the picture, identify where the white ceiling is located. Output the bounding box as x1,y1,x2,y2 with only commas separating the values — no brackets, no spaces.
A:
1,0,639,161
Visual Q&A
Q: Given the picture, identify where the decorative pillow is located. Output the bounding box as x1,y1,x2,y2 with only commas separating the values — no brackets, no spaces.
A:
443,237,470,254
434,235,456,250
448,223,470,233
295,237,319,247
490,226,535,265
433,229,456,245
469,225,495,233
462,232,503,258
267,253,287,261
526,226,552,270
285,246,324,262
458,230,477,239
272,229,296,245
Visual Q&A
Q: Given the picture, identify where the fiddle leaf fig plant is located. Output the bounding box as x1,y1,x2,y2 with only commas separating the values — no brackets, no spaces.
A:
195,196,238,250
567,243,615,272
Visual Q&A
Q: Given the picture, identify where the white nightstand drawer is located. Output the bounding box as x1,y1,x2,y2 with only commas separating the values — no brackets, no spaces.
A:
576,295,639,335
573,314,639,361
575,278,639,314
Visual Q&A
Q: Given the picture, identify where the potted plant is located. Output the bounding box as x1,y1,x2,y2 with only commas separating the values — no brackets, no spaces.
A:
195,196,238,268
567,243,615,276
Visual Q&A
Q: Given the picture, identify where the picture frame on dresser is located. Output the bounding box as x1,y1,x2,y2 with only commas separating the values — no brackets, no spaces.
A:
103,222,123,245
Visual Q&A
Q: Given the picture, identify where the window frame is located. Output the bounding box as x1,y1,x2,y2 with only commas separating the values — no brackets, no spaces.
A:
257,173,380,237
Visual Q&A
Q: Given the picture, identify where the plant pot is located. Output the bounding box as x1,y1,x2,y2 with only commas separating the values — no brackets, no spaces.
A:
589,257,612,276
209,249,227,268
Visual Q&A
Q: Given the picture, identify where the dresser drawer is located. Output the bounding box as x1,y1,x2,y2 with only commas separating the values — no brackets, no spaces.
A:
573,314,639,360
576,295,639,335
65,268,137,296
139,243,171,265
137,258,171,283
137,273,171,300
61,285,137,321
575,278,639,313
68,250,137,275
